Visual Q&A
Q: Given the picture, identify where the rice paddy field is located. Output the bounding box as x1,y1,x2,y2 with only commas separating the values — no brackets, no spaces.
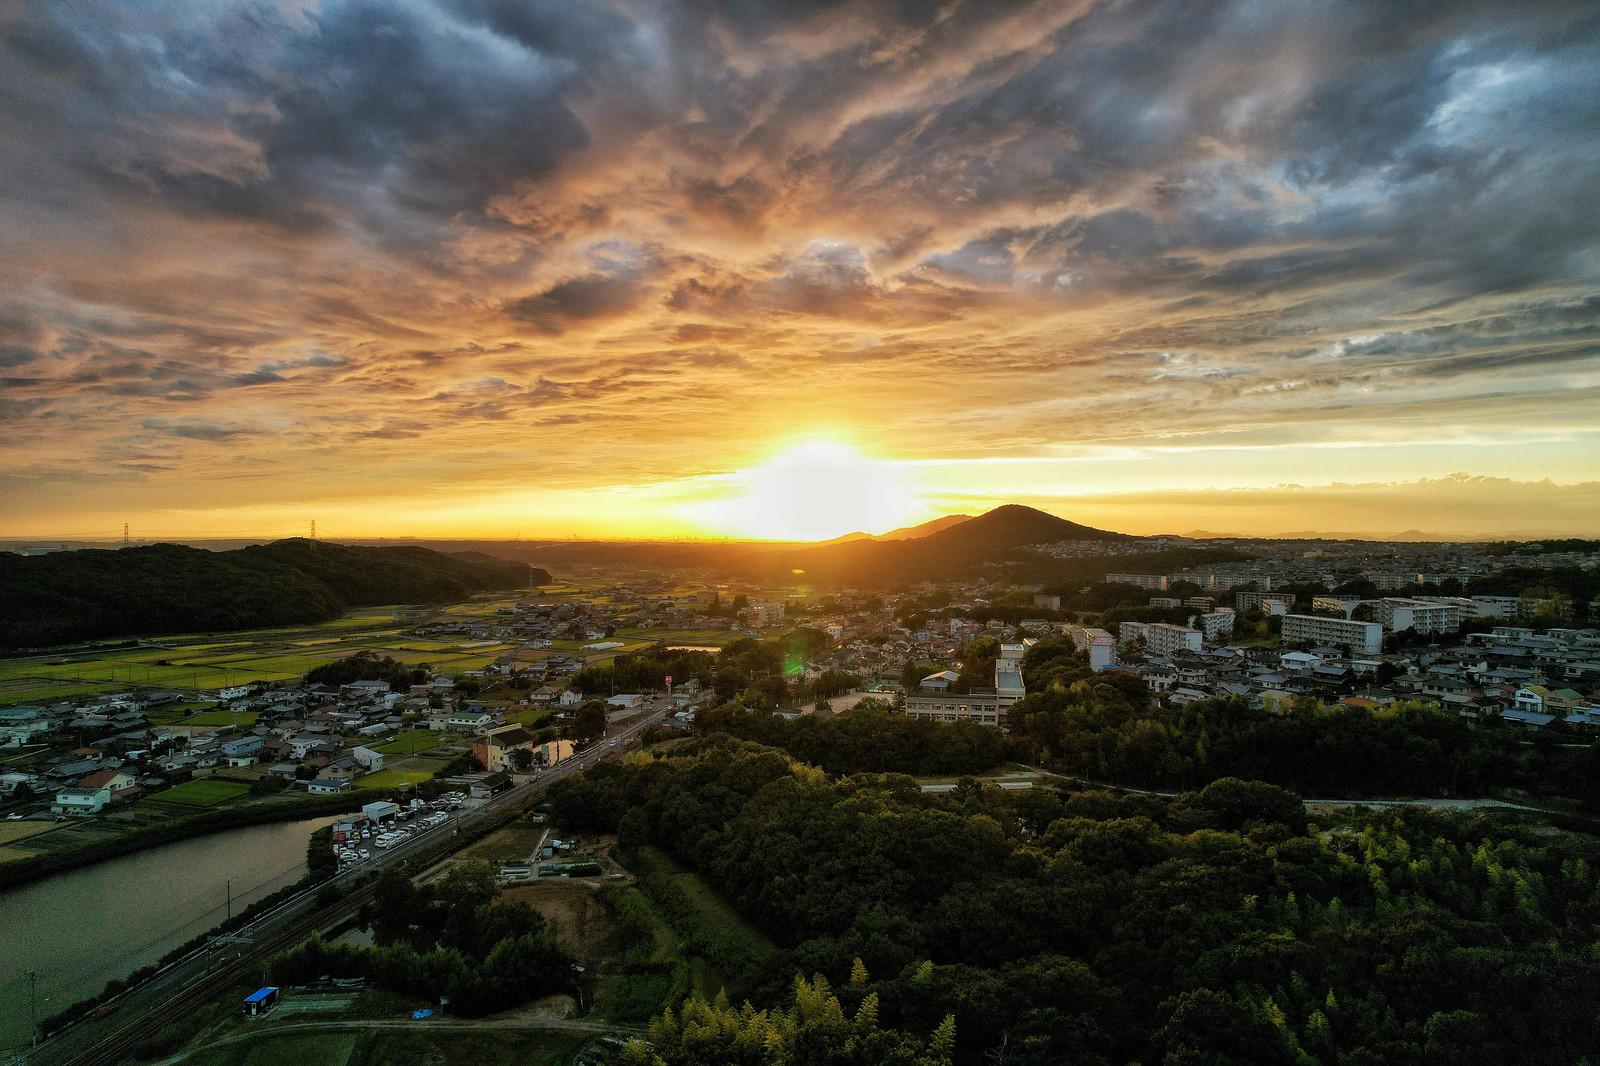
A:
143,779,253,807
0,601,521,706
372,729,438,755
0,580,733,712
352,769,436,790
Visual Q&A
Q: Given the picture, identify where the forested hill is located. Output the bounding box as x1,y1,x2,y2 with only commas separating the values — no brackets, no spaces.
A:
743,504,1132,584
0,539,543,648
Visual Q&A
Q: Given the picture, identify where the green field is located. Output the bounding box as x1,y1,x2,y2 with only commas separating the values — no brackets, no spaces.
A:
372,730,438,755
144,779,252,807
0,822,58,846
353,769,435,790
386,756,449,776
0,604,517,704
183,710,260,727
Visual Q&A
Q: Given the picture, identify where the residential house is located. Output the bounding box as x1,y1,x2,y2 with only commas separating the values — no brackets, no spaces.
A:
77,768,138,801
52,786,111,816
315,754,361,782
351,746,385,773
474,726,537,773
221,736,263,767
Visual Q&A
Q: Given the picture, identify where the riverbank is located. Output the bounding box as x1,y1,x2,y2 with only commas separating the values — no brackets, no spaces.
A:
0,815,346,1052
0,793,363,892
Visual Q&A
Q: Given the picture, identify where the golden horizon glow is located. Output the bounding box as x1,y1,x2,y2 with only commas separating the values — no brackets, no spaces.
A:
0,3,1596,543
685,442,923,542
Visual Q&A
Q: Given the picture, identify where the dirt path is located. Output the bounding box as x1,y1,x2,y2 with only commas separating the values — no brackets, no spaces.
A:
150,1016,648,1066
1008,764,1548,811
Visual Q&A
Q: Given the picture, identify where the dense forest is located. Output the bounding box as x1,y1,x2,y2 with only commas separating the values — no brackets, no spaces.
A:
0,539,542,647
619,976,957,1066
700,702,1005,777
270,860,571,1017
553,737,1600,1065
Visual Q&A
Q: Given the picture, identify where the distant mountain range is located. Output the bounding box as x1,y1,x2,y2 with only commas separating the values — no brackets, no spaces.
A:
821,514,976,544
0,539,539,649
1181,529,1517,542
0,507,1136,625
305,505,1129,584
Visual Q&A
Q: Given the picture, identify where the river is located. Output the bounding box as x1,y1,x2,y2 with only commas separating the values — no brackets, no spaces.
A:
0,816,338,1052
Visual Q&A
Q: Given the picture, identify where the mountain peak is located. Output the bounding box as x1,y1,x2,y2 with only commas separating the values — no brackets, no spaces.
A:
924,503,1128,547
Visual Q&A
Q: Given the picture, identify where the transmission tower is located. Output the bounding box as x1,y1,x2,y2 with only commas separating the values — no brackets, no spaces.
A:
123,523,130,548
310,519,317,550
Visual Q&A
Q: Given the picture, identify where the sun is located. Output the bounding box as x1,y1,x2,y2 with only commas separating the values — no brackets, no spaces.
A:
728,442,917,541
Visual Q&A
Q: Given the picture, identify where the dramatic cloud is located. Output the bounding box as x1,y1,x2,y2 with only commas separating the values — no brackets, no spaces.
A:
1,0,1597,537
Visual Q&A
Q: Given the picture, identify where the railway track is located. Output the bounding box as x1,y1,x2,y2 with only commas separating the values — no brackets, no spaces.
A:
33,702,669,1066
49,791,535,1066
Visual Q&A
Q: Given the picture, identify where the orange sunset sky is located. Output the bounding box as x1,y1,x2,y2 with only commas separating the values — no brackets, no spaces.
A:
1,0,1597,542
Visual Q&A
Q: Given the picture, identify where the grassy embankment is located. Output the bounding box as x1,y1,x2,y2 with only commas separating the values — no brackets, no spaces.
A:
593,845,778,1021
0,792,363,890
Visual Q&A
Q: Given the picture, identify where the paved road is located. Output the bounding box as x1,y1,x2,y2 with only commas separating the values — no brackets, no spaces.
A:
15,698,676,1066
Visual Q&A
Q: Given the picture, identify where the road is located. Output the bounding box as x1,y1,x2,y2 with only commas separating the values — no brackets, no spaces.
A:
15,698,677,1066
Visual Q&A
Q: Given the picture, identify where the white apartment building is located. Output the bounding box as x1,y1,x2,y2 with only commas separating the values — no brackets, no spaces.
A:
1380,598,1462,635
1282,614,1384,655
1312,597,1362,618
1107,573,1169,590
1069,626,1118,671
1363,572,1425,591
1119,621,1203,655
1196,610,1235,641
743,603,785,626
1236,591,1293,611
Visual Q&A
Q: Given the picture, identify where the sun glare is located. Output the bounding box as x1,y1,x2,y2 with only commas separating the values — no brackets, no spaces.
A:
719,442,917,541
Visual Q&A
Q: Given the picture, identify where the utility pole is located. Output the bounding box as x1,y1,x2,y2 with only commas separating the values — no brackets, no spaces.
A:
226,876,232,921
24,969,40,1045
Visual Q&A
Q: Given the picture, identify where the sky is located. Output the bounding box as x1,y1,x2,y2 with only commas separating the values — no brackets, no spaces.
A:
1,0,1598,542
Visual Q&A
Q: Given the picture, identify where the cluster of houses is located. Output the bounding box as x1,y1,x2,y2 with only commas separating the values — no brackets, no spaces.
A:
411,593,759,666
1088,623,1600,731
0,674,487,817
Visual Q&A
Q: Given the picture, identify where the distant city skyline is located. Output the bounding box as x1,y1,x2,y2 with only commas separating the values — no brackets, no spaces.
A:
1,1,1597,541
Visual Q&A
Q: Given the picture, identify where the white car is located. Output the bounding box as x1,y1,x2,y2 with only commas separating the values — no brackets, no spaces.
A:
358,849,371,859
